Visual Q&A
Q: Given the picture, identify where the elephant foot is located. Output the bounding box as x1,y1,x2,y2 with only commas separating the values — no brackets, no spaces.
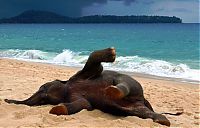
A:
108,47,116,62
105,86,125,100
90,47,116,63
49,104,68,115
153,114,171,126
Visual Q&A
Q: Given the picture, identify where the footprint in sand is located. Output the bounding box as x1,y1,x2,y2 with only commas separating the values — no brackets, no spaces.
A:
184,111,192,116
194,115,199,119
42,115,65,125
0,88,12,91
14,111,26,119
13,108,41,119
194,122,199,125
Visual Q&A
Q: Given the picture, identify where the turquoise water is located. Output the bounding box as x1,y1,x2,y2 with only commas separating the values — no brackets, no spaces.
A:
0,24,199,81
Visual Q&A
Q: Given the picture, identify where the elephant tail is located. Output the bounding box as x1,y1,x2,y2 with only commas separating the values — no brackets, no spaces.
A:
161,111,183,116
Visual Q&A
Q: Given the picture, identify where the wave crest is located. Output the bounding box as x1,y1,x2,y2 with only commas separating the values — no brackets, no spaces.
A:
0,49,199,81
104,56,199,81
52,49,88,66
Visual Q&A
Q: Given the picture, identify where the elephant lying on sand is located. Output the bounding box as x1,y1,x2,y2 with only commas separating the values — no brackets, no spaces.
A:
5,47,171,126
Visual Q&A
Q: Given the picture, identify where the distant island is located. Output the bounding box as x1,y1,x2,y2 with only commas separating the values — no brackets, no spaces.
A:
0,10,182,24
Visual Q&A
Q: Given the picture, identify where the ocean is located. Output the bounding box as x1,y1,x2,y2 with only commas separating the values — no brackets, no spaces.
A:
0,24,199,82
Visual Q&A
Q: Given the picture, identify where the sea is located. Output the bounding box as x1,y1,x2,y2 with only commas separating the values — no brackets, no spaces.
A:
0,24,199,83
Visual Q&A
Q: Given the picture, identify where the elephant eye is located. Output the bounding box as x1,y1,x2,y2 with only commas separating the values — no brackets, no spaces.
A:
38,93,49,105
40,93,48,101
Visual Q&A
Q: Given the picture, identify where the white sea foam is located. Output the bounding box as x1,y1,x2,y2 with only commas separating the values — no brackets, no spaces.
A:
0,49,54,60
103,56,200,81
52,49,87,66
0,49,199,82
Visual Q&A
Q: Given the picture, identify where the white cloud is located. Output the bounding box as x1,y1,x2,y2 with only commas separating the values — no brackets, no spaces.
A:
149,0,199,23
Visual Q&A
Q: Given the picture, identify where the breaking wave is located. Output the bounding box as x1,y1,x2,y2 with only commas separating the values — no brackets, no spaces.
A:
0,49,199,82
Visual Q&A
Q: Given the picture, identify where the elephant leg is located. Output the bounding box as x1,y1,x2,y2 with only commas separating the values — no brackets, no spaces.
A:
70,47,116,80
144,98,154,112
105,82,130,100
120,102,170,126
105,74,144,100
49,97,92,115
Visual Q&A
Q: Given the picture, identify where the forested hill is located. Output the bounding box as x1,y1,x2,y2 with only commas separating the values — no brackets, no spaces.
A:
0,10,182,23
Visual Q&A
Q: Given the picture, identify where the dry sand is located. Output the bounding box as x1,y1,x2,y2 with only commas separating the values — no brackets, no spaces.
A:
0,58,199,127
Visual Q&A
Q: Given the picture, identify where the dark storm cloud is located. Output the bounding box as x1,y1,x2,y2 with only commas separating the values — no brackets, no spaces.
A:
111,0,136,5
0,0,136,18
0,0,198,22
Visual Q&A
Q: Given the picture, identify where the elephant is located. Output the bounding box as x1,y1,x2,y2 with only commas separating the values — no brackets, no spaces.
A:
5,47,171,126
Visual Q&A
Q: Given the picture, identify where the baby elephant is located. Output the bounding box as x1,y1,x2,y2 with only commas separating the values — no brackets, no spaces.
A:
5,48,170,126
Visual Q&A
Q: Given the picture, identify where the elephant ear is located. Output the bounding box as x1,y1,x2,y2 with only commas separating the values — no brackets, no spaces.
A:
49,104,68,115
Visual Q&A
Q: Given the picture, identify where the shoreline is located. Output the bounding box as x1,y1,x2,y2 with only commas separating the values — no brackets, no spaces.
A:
0,58,199,127
2,57,199,85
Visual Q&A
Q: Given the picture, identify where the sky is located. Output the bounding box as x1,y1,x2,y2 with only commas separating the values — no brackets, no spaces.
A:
0,0,199,23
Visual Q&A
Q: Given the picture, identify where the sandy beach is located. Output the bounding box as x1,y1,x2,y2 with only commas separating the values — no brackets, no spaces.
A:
0,58,199,127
